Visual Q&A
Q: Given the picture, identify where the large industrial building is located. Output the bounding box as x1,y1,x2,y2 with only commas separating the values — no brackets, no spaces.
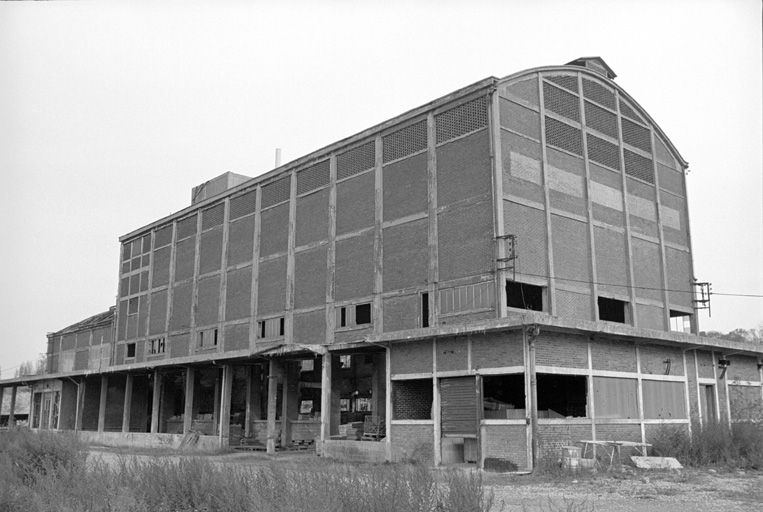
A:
2,57,762,470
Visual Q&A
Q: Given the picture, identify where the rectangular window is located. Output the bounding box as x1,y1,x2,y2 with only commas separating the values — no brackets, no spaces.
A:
257,317,285,339
598,296,628,323
537,374,587,418
126,342,136,359
147,337,166,355
339,354,352,369
421,292,429,328
482,374,525,419
336,303,373,329
669,310,692,333
198,328,218,349
506,281,544,311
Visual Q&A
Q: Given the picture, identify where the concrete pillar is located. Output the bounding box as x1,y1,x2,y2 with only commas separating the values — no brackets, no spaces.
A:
97,376,108,432
74,379,85,431
266,359,280,454
218,365,233,448
8,387,17,427
320,355,332,444
371,353,386,419
122,374,133,433
244,366,253,437
212,370,221,436
150,370,161,434
281,362,299,448
183,367,195,433
0,387,4,425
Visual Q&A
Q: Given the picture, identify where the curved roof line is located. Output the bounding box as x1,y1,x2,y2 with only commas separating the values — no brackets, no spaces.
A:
497,64,689,169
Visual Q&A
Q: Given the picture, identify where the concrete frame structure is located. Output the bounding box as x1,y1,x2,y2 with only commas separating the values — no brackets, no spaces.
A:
2,57,762,470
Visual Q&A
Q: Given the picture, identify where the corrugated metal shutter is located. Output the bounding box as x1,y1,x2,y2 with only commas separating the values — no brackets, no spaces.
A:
440,376,478,436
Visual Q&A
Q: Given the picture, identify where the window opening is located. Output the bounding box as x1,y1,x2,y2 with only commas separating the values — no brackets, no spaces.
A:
257,317,285,339
702,385,716,423
537,374,587,418
598,297,627,323
147,337,166,355
355,304,371,325
198,328,218,348
421,292,429,328
340,307,347,328
339,354,352,368
669,310,692,333
482,374,525,419
279,317,285,336
506,281,544,311
126,343,136,359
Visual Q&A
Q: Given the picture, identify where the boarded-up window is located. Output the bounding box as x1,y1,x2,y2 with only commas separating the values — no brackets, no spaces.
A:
593,377,638,419
642,380,686,419
440,377,478,436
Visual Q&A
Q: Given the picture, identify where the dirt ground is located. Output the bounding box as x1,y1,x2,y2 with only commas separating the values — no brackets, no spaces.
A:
88,447,763,512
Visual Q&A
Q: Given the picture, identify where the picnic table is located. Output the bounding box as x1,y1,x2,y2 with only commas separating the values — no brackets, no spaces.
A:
579,440,651,468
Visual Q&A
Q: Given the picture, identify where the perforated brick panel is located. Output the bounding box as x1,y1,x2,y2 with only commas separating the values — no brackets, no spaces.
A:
294,246,327,309
500,98,540,139
337,142,375,180
437,198,493,281
170,282,192,331
435,96,487,144
555,289,592,321
259,203,289,257
336,171,375,235
382,119,427,163
584,100,618,138
436,130,492,206
382,219,428,292
257,256,286,315
545,117,583,156
199,227,223,274
502,202,544,277
297,159,330,195
654,135,675,167
202,203,224,230
657,163,683,196
196,275,220,327
546,74,578,92
334,232,374,301
543,82,579,122
149,289,167,335
582,78,616,110
392,380,433,419
295,187,329,246
293,310,326,345
501,77,539,106
227,216,255,266
223,323,249,352
383,152,428,221
154,225,173,248
552,215,590,283
225,266,252,321
176,215,197,240
383,294,421,332
261,175,291,209
586,133,620,170
618,99,644,123
665,247,692,309
173,238,196,282
229,190,256,220
624,149,654,183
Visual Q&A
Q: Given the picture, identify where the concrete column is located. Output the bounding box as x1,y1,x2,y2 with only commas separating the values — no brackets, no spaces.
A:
281,362,299,448
150,370,161,433
0,388,4,425
320,355,331,444
97,376,108,432
244,366,253,437
183,367,195,433
218,365,233,447
212,370,221,436
371,353,386,419
122,374,134,433
74,379,85,431
9,387,17,427
266,359,280,454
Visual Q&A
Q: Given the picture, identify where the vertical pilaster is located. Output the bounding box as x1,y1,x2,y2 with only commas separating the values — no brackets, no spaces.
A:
385,346,392,462
373,136,384,333
266,359,279,454
249,186,262,351
432,339,441,466
320,355,332,445
711,351,721,422
523,331,533,470
650,128,672,330
325,157,337,344
527,332,539,468
151,370,161,433
426,115,440,326
536,74,557,314
122,374,133,433
635,345,646,444
218,198,230,348
489,89,507,317
212,370,221,435
285,170,297,342
97,376,108,432
587,340,597,443
682,351,692,437
74,379,85,431
694,351,703,425
190,214,203,350
244,366,253,437
0,388,4,424
8,386,17,427
183,367,194,433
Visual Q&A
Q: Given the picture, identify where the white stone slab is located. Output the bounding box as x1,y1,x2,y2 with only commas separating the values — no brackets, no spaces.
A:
631,456,683,469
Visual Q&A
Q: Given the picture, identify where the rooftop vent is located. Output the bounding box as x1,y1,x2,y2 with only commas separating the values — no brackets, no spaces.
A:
191,171,251,205
566,56,617,80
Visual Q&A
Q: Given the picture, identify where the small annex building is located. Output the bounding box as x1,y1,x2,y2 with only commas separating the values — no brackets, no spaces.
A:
2,57,762,470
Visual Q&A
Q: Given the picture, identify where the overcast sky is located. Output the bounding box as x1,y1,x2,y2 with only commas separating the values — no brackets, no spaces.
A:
1,0,761,379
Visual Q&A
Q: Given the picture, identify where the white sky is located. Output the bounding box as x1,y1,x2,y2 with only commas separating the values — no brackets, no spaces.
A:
0,0,761,379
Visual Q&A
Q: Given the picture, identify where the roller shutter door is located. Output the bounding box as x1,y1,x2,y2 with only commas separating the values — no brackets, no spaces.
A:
440,376,479,436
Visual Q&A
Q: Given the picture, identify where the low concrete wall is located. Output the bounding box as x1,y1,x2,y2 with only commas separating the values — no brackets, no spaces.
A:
318,439,386,463
77,431,222,451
